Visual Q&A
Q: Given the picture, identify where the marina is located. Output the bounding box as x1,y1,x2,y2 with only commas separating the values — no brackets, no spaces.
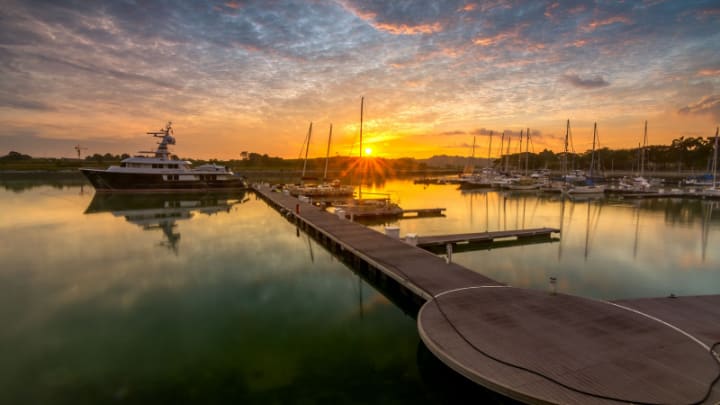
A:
253,183,720,404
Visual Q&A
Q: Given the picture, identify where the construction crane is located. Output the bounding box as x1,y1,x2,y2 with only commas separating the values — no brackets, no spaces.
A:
74,144,88,159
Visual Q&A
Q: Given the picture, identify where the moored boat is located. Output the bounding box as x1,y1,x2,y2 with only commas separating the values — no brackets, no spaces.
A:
80,122,248,192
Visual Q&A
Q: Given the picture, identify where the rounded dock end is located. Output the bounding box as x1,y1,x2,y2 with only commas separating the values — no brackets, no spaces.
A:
418,287,720,404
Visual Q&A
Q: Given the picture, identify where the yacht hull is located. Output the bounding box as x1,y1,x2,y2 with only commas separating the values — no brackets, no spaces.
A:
80,169,248,192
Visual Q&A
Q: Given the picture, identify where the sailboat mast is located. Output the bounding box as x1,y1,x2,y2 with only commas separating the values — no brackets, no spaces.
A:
302,122,312,178
487,131,493,169
641,120,647,177
324,124,332,181
359,96,364,159
505,134,512,173
563,120,569,180
712,126,719,188
499,131,505,171
590,122,597,179
518,129,523,171
525,127,530,175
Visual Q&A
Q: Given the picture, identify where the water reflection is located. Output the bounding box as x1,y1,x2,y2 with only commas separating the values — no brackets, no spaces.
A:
363,180,720,300
0,171,87,192
84,191,249,253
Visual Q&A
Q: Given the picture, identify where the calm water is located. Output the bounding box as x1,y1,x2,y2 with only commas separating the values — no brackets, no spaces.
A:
1,174,718,404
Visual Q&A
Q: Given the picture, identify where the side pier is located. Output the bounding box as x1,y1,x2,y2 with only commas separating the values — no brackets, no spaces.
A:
252,185,720,404
411,228,559,248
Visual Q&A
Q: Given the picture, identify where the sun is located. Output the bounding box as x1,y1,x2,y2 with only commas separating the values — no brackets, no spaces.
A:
364,147,373,156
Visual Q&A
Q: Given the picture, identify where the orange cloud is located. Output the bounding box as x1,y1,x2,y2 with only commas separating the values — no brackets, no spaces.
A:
460,3,477,12
584,16,632,32
224,1,240,9
473,32,511,46
572,39,588,48
373,21,443,35
698,69,720,77
544,2,560,18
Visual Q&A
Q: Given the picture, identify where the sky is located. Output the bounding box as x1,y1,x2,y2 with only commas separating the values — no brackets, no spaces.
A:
0,0,719,159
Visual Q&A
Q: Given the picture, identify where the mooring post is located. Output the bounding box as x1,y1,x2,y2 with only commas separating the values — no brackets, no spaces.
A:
446,243,453,263
296,203,300,214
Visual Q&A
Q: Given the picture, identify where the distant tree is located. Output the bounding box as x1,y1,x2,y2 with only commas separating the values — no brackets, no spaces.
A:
1,151,32,160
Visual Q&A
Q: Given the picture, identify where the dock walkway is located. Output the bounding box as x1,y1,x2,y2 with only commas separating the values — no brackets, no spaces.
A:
412,227,559,248
253,185,720,404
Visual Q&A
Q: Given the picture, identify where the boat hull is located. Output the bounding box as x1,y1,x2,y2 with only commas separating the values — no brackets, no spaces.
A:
80,169,248,192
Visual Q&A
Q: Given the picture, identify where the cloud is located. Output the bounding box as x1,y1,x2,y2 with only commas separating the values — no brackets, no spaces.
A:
372,21,443,35
440,130,466,136
0,98,55,111
471,128,500,136
341,0,453,35
678,95,720,121
562,74,610,89
697,69,720,77
583,16,632,33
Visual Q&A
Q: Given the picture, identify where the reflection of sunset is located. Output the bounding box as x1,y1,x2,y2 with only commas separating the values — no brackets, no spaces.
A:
364,147,373,156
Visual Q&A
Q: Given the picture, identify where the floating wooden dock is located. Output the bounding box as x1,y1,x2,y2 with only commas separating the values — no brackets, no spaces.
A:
252,185,720,404
410,228,559,248
400,207,445,217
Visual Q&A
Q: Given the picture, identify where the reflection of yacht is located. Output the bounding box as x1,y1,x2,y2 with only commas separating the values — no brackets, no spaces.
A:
84,191,247,253
80,122,248,192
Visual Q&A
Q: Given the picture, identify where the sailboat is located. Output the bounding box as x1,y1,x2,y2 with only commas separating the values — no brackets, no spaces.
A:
617,121,654,192
506,128,541,191
700,127,720,198
287,123,354,198
460,132,495,189
566,122,606,196
334,97,403,219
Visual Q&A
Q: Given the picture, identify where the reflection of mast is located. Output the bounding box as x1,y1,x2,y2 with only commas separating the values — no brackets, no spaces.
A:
633,205,641,259
711,127,719,189
306,234,315,263
358,276,364,319
503,193,507,230
155,221,181,254
558,195,567,261
701,202,714,262
641,120,648,177
485,192,490,233
583,201,602,261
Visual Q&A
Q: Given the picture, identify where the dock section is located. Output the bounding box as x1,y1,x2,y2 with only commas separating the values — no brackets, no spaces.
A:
252,185,720,404
411,228,559,248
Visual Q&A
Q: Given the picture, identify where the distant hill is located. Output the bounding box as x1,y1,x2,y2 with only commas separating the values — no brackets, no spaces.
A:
418,155,492,168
